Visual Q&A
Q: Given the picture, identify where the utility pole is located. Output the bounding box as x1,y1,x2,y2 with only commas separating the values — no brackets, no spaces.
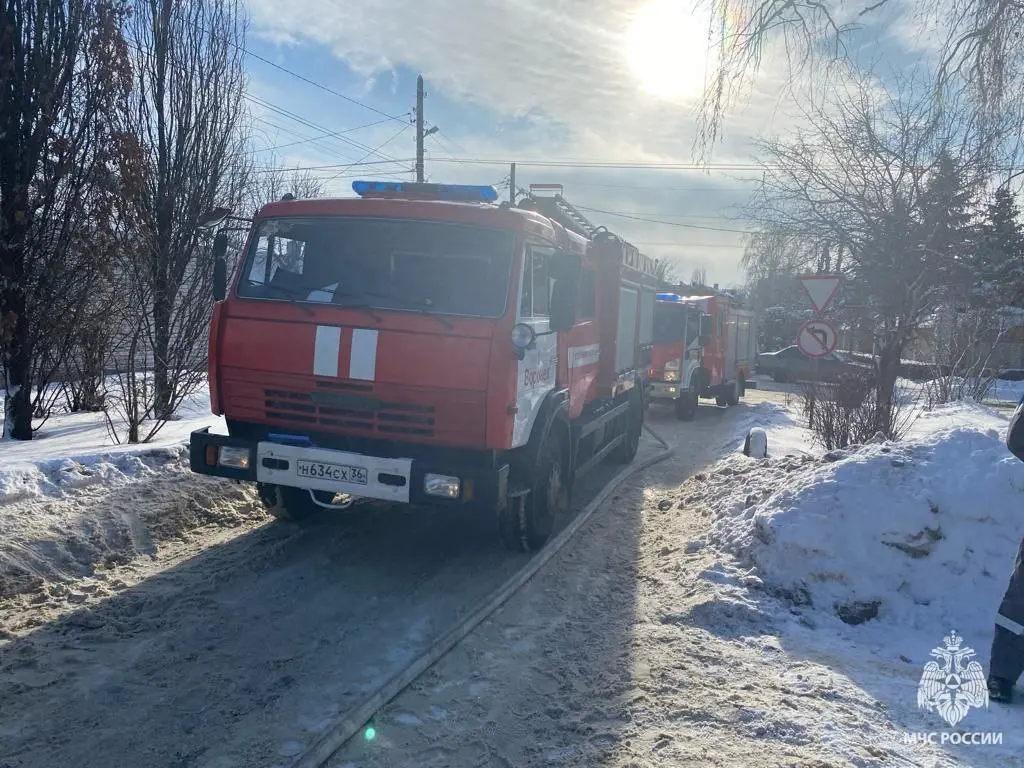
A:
415,75,425,182
509,162,516,204
413,75,438,183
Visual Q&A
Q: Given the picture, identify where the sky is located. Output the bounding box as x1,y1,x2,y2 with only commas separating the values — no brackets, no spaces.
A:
241,0,932,287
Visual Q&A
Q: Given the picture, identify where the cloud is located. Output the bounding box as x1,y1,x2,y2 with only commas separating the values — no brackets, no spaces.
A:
245,0,802,161
241,0,913,282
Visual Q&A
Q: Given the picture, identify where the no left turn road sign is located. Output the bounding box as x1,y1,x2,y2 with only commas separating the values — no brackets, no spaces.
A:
797,318,838,358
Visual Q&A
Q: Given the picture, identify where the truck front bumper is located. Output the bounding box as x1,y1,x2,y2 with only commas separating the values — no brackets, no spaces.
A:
189,427,507,508
648,381,685,401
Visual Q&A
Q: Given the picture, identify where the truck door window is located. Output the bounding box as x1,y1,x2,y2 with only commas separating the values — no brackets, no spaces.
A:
521,246,553,317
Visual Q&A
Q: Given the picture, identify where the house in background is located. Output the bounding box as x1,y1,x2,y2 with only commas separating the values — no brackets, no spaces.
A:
903,306,1024,370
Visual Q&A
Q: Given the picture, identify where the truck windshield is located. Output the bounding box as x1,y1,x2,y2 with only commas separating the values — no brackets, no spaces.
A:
236,216,516,318
653,302,685,344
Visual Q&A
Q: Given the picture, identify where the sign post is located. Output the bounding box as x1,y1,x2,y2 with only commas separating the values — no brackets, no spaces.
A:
799,275,841,316
796,274,842,386
797,318,838,358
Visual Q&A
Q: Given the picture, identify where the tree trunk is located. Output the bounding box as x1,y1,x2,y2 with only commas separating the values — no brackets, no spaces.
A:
876,337,904,438
152,280,172,420
2,285,34,440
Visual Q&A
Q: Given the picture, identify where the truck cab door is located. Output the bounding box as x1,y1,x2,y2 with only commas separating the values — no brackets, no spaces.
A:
512,246,559,448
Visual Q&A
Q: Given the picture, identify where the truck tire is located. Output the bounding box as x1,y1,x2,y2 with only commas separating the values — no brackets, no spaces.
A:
258,483,319,522
726,378,741,407
674,391,698,421
610,397,643,464
499,434,569,552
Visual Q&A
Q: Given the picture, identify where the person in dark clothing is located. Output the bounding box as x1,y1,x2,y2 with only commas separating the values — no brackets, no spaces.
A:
989,393,1024,703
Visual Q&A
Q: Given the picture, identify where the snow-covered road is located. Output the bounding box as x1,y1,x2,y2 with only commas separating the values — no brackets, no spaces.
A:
4,386,1020,768
0,394,768,768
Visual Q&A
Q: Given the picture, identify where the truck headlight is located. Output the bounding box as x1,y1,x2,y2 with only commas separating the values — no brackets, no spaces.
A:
662,357,681,381
511,323,536,352
217,446,251,470
424,473,461,498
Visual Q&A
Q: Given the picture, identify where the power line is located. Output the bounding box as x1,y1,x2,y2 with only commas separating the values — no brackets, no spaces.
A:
573,204,752,234
321,124,414,187
245,94,405,165
431,128,471,158
245,117,395,155
245,158,765,175
588,209,751,223
246,96,375,159
425,157,768,171
427,131,460,162
554,180,756,193
248,158,412,175
241,45,409,126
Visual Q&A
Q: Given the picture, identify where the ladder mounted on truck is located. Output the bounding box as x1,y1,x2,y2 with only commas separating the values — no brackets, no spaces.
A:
519,183,598,239
518,183,662,281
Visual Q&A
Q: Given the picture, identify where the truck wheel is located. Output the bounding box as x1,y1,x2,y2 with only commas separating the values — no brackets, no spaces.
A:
726,378,741,407
610,398,643,464
499,435,569,552
258,483,319,522
674,392,698,421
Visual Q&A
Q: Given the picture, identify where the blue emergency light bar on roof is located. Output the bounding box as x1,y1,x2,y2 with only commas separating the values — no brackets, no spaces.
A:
657,292,682,302
352,180,499,203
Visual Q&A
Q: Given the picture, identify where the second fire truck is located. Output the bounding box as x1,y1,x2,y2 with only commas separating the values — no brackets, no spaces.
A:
647,289,756,420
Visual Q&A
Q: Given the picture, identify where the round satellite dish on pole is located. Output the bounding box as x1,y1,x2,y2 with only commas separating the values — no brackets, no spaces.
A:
796,318,838,358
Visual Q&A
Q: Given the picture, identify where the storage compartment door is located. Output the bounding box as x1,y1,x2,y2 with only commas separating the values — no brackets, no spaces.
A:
616,285,639,373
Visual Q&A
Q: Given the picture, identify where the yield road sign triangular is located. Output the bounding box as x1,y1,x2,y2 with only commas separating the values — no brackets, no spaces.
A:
799,275,841,315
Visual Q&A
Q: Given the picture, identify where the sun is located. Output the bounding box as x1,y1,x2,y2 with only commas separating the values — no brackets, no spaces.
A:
624,0,718,103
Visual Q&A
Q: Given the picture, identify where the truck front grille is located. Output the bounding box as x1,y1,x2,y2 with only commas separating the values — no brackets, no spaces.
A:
263,386,436,437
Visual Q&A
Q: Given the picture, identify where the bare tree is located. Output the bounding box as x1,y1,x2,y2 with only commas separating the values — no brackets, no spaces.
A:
654,258,677,286
690,264,708,287
741,227,818,349
925,308,1016,405
750,70,999,434
0,0,131,439
247,156,324,210
120,0,248,426
697,0,1024,170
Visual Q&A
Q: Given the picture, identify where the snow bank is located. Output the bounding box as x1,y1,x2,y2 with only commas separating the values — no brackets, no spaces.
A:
895,376,1024,405
707,402,1024,635
0,385,224,505
0,383,243,601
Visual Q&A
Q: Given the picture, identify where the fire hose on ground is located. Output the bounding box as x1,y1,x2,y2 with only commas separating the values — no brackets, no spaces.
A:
290,422,675,768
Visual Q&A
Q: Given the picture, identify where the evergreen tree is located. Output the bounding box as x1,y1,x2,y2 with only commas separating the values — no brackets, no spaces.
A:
974,187,1024,307
918,152,977,301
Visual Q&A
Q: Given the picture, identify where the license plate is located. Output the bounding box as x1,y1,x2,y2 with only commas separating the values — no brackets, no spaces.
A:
295,460,368,485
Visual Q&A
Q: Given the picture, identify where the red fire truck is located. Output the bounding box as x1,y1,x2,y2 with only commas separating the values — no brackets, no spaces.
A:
647,289,756,420
190,181,660,552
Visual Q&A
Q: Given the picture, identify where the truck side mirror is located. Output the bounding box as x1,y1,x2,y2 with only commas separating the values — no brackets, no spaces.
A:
549,251,581,282
699,312,712,337
212,232,228,301
549,276,578,333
